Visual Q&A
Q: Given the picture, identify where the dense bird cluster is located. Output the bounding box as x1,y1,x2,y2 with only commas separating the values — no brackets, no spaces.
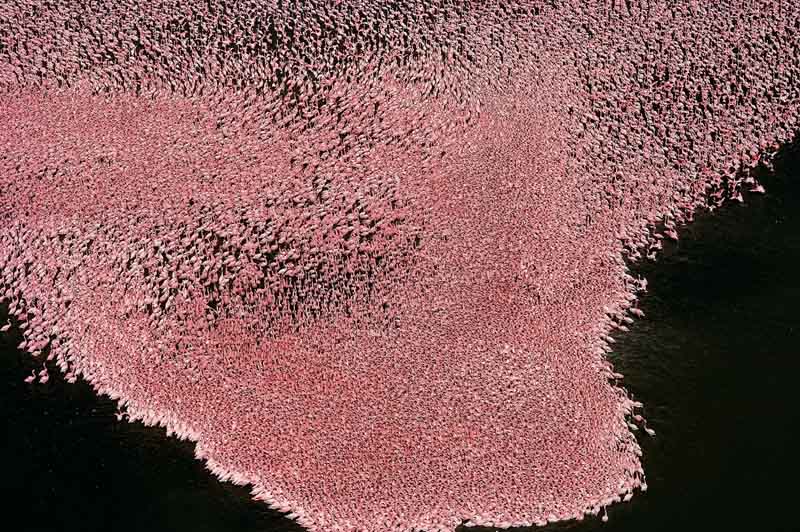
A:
1,1,798,530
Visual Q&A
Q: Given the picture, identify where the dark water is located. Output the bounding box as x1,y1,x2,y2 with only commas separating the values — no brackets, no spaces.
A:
2,142,799,532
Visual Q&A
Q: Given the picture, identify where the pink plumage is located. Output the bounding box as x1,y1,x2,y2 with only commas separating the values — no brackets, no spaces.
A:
1,1,798,530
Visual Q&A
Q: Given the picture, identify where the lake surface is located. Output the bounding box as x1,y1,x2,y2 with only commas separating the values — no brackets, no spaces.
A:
2,141,798,532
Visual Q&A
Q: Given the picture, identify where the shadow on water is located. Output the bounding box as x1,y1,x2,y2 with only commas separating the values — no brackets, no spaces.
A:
2,141,800,532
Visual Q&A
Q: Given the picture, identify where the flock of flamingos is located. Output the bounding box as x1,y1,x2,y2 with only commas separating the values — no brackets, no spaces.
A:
1,1,798,530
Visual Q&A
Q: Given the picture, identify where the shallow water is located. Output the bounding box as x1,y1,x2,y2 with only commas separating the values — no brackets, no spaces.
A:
2,142,799,532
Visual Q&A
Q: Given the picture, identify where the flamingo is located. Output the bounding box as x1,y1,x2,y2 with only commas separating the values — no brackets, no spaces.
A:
1,1,796,529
